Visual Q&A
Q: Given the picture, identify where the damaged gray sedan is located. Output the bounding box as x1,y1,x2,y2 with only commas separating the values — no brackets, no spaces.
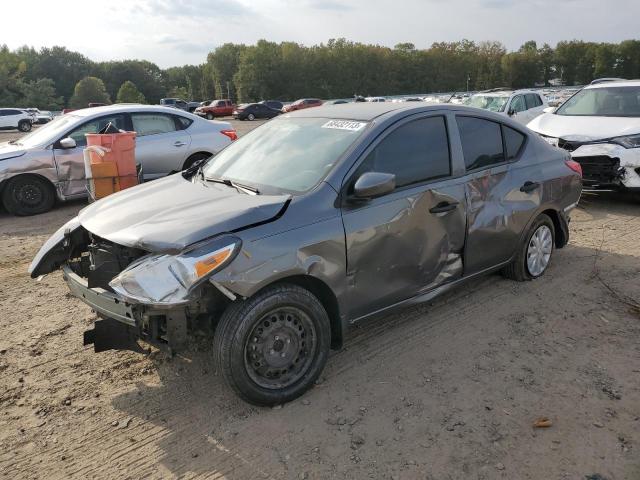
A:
30,103,582,405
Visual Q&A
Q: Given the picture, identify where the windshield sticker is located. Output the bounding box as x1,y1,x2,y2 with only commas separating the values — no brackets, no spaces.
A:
321,120,367,131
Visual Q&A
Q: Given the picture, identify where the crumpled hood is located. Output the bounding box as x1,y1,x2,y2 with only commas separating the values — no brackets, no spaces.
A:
528,113,640,141
78,174,290,253
0,142,27,161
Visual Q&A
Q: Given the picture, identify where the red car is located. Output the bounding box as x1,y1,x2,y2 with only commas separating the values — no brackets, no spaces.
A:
195,99,235,119
282,98,323,113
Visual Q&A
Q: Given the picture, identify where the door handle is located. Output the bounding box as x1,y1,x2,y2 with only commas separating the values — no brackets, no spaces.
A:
174,141,186,147
520,181,540,193
429,201,459,214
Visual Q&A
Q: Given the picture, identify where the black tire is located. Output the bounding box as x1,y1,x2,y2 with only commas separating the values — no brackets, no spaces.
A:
206,112,214,120
247,113,255,121
214,283,331,406
502,213,555,281
18,120,32,132
2,175,55,216
182,153,211,171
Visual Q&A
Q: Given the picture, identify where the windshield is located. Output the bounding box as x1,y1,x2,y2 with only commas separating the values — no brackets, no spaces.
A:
464,95,509,112
556,86,640,117
202,117,368,194
12,114,79,147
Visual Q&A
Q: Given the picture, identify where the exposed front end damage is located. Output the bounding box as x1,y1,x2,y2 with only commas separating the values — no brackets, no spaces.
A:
30,219,236,355
544,138,640,191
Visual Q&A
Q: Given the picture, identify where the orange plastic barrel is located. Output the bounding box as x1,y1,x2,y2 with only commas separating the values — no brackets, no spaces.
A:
85,132,138,191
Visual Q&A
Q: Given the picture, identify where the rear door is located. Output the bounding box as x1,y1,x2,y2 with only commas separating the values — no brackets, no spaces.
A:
130,112,192,179
53,113,128,197
455,115,532,273
342,114,467,319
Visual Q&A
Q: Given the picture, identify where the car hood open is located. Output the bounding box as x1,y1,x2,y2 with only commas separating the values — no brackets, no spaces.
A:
528,113,640,140
0,142,27,161
78,174,290,253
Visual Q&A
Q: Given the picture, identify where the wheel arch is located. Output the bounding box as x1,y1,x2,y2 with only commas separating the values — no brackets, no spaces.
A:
182,151,214,170
540,208,569,248
0,172,57,198
263,274,344,350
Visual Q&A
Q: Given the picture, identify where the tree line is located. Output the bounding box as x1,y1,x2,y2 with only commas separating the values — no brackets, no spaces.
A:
1,39,639,109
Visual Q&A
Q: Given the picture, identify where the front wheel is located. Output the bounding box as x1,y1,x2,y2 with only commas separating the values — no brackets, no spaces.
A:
214,284,331,406
247,113,255,121
206,113,214,120
2,175,55,216
503,214,555,281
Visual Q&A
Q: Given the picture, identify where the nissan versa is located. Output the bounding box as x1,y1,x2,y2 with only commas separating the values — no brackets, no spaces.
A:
30,104,582,405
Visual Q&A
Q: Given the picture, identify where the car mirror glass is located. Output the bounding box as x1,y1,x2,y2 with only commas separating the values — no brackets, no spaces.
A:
353,172,396,199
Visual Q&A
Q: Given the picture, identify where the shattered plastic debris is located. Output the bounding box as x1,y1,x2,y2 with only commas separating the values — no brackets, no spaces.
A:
532,417,553,428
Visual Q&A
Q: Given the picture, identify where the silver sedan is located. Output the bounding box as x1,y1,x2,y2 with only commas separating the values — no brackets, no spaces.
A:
0,104,236,215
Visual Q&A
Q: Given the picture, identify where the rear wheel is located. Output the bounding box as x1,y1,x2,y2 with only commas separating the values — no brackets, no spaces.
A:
502,214,555,281
214,284,331,406
18,120,32,132
2,175,55,216
206,112,214,120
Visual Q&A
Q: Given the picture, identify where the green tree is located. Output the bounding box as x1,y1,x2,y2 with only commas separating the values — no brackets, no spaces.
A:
69,76,110,108
116,80,146,103
18,78,63,109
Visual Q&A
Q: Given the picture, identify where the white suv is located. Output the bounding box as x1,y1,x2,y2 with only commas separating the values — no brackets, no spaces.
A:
528,80,640,193
0,109,33,132
463,89,547,125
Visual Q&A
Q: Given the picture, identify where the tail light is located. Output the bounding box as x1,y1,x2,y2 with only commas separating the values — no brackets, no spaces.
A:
565,159,582,177
220,129,238,141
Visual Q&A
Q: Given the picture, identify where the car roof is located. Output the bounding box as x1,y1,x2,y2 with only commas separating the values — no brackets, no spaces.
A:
69,104,193,118
585,79,640,89
285,102,501,121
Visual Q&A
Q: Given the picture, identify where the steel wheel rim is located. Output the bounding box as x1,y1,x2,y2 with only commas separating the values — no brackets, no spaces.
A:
244,306,317,390
526,225,552,276
15,183,43,207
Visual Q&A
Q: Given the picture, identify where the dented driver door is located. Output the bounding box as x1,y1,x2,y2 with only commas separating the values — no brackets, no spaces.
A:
341,115,467,321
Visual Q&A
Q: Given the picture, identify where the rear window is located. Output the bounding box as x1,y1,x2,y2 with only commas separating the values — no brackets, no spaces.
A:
456,116,505,170
503,126,526,160
175,116,193,130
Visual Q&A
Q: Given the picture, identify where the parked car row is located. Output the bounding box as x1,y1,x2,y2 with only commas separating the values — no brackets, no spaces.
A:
30,102,582,405
0,105,236,215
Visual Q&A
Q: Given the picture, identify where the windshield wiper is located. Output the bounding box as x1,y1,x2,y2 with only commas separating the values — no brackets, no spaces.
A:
204,176,260,195
8,139,22,145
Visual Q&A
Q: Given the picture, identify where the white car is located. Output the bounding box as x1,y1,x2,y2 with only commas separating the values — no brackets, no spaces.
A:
463,89,547,125
528,80,640,192
0,108,33,132
0,105,236,215
35,110,54,124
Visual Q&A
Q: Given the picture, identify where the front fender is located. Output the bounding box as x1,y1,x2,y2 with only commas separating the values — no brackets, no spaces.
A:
29,217,85,277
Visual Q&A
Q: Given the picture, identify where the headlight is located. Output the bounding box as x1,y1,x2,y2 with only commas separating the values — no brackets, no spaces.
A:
109,235,241,305
611,133,640,148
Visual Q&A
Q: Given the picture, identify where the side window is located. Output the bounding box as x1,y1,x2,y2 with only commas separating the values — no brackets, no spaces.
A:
175,115,193,130
0,111,7,117
525,94,540,109
510,96,526,113
456,116,505,170
357,116,450,188
502,125,526,160
131,113,178,136
66,114,127,147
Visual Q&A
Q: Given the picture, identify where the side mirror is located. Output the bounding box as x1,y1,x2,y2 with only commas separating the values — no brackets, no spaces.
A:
352,172,396,199
507,108,516,117
543,106,556,114
59,137,77,149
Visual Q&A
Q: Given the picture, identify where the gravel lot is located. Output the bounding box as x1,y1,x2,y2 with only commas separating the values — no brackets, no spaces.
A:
1,118,639,479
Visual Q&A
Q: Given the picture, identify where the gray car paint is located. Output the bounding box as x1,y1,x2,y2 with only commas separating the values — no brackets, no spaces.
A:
31,103,582,349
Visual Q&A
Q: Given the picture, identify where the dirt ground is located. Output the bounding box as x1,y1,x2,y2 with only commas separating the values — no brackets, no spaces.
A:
1,119,639,479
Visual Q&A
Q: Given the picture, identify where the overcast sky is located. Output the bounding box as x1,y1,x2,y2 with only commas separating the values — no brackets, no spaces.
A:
3,0,639,68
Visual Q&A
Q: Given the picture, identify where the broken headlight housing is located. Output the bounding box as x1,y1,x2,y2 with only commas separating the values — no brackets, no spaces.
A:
109,235,241,305
611,133,640,148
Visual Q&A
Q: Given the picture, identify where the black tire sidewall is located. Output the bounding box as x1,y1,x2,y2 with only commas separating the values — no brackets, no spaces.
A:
3,175,55,216
215,285,331,406
18,121,32,132
247,114,255,121
206,113,214,120
522,214,555,279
